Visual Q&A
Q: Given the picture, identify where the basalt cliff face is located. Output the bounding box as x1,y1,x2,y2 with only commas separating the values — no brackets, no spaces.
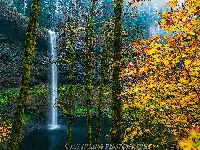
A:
0,2,102,89
0,29,87,90
0,19,48,90
0,0,47,39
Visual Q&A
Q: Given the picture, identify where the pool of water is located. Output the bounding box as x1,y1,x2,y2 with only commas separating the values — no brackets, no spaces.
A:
20,116,111,150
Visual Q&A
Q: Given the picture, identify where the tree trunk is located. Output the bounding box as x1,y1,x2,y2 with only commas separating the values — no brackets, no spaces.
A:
111,0,123,149
95,21,113,149
6,0,40,149
85,0,95,149
66,21,75,150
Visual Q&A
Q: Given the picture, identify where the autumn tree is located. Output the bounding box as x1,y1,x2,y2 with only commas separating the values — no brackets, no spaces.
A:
121,0,200,149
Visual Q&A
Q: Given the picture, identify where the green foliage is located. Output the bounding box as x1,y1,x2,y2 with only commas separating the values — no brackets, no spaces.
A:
0,94,9,105
58,84,83,100
104,107,112,119
22,114,31,125
0,84,111,116
0,89,18,106
73,107,96,116
32,86,47,98
57,84,112,117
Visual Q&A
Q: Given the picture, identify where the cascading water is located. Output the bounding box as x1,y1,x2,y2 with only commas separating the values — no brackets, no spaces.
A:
22,0,27,15
48,30,58,129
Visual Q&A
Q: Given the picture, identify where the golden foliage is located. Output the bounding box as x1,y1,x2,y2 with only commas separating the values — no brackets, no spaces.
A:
121,0,200,148
0,116,11,147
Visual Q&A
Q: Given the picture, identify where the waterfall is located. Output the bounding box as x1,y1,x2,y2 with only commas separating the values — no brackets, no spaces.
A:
48,30,58,129
22,0,27,15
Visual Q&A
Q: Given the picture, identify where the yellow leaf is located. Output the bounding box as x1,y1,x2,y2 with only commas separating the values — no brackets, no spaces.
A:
147,48,156,55
152,54,160,63
122,137,129,143
134,87,139,93
164,34,170,40
126,127,132,132
184,59,191,67
124,104,129,108
178,139,194,150
139,66,146,72
145,94,150,100
167,0,178,7
182,17,187,23
197,36,200,41
163,59,169,66
161,19,165,23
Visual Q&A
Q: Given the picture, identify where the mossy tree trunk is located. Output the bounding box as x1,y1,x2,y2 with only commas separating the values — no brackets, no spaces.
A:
111,0,123,149
6,0,41,149
65,21,75,150
95,32,106,150
84,0,95,149
95,21,113,149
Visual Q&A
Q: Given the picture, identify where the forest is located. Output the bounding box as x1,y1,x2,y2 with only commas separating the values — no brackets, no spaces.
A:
0,0,200,149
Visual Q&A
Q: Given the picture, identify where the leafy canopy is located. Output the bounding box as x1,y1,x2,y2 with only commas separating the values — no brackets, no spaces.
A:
121,0,200,148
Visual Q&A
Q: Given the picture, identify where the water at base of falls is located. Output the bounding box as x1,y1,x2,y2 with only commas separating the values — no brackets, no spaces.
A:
49,125,60,130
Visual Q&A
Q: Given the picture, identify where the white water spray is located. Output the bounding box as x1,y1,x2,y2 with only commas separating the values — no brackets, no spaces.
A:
48,30,58,129
23,0,27,15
